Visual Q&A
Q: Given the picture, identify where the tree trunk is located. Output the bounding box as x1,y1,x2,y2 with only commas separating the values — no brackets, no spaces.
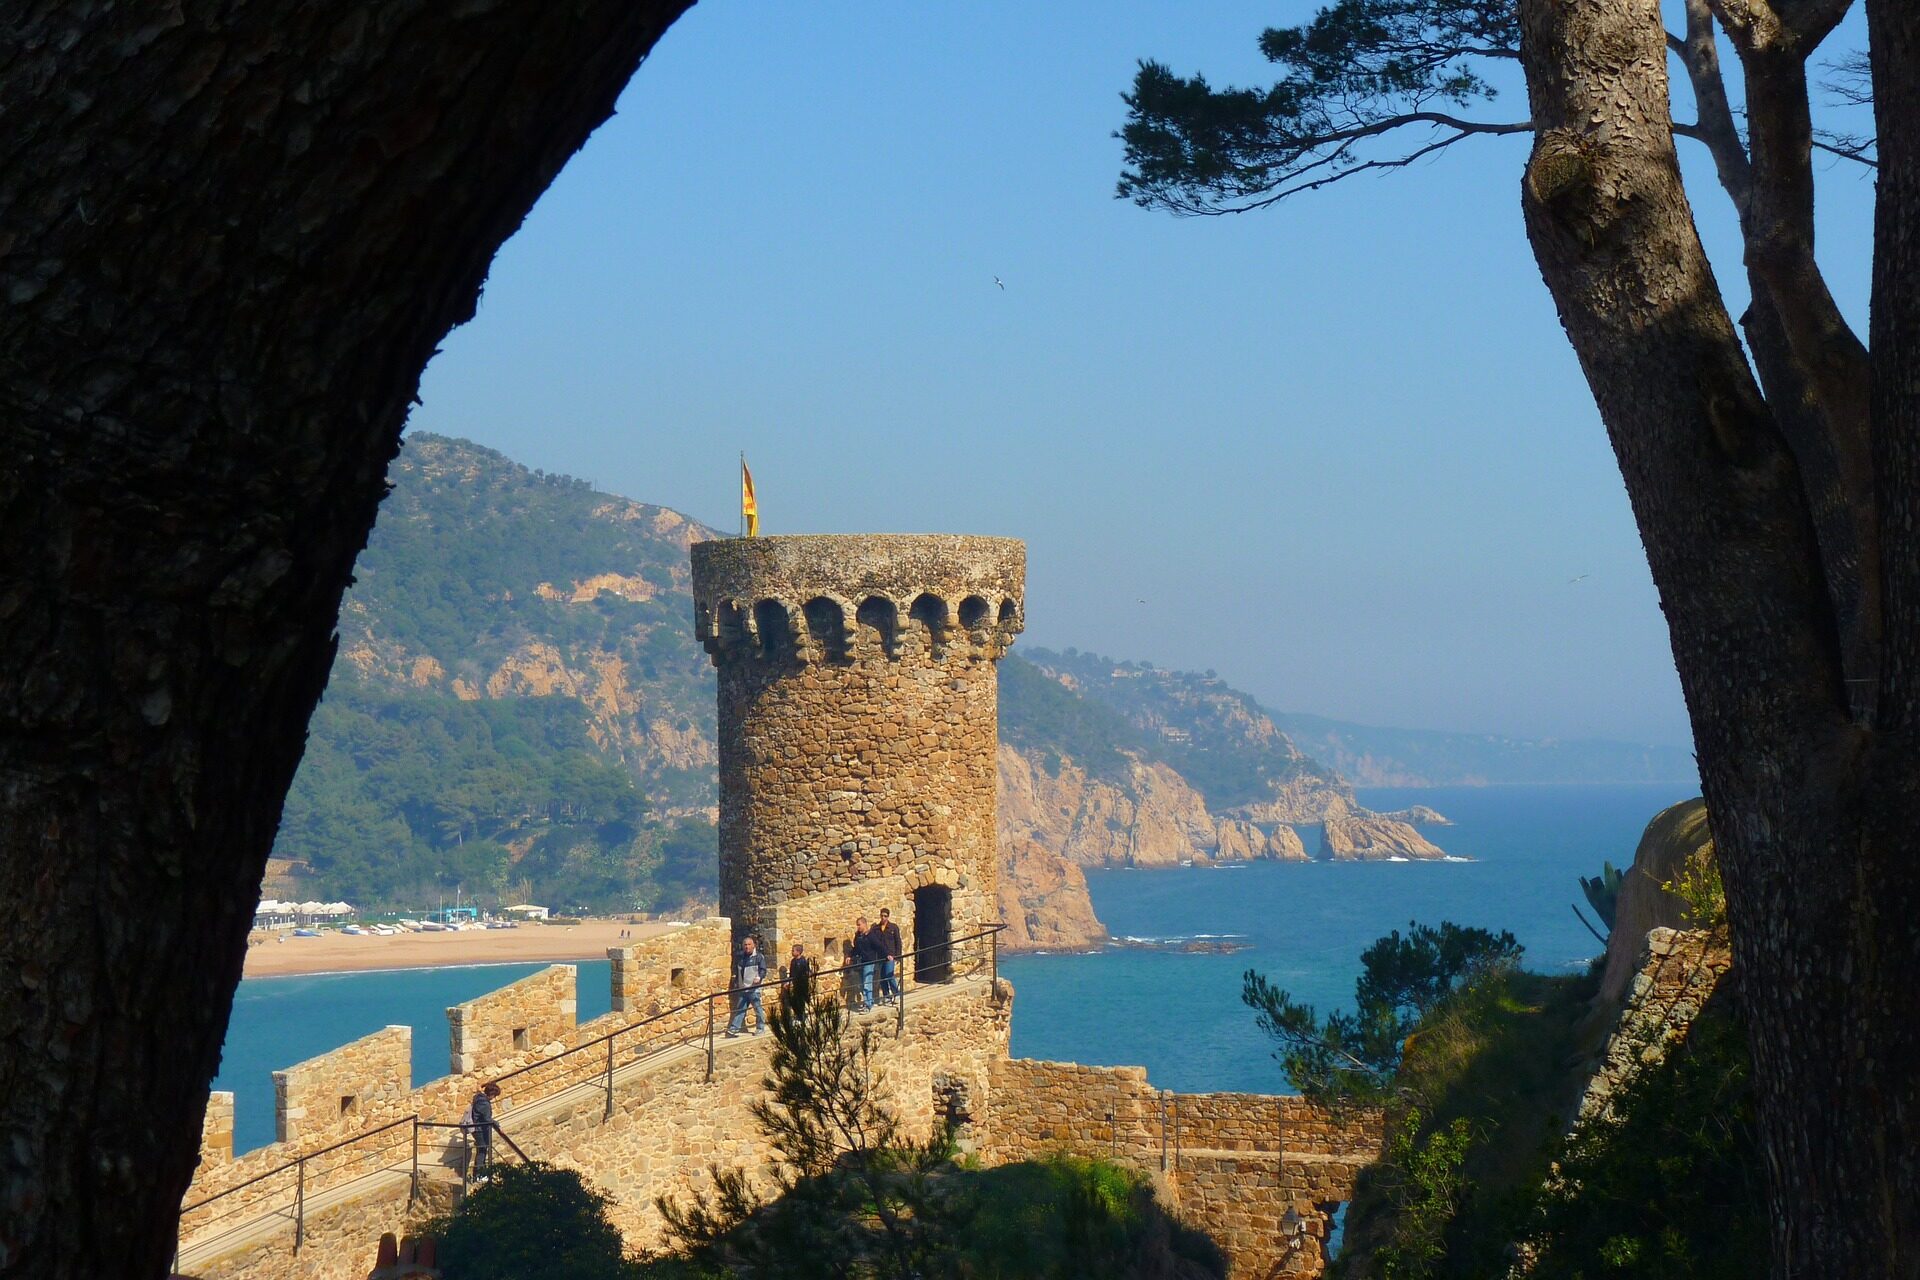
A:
0,4,693,1276
1518,0,1919,1274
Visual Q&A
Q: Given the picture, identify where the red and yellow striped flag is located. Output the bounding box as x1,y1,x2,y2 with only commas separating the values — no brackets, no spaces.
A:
741,457,759,537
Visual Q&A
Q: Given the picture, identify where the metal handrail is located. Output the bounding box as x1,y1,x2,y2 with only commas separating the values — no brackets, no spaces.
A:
179,1114,414,1214
487,922,1005,1094
177,922,1006,1247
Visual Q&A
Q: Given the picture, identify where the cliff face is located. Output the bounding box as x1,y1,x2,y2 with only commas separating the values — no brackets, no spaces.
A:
997,744,1310,867
1318,796,1448,861
997,837,1109,951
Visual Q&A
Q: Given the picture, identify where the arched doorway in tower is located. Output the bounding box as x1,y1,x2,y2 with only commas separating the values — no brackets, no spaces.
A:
912,885,953,984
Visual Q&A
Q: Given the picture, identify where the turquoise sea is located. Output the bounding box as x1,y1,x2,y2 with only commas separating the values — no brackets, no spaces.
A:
214,783,1694,1155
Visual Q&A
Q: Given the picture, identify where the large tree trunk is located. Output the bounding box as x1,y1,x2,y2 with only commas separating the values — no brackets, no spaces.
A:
0,4,693,1276
1518,0,1919,1274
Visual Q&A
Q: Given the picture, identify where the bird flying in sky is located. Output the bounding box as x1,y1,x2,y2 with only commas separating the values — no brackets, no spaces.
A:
993,276,1004,290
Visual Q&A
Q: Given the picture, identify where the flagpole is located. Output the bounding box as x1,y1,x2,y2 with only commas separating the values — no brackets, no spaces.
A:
739,451,744,538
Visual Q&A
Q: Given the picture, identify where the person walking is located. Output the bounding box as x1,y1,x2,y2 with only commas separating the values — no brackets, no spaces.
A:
726,935,768,1036
787,942,813,1014
467,1081,501,1180
852,916,881,1011
876,907,904,1004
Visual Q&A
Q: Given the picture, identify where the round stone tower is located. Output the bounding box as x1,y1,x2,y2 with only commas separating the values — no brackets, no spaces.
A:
690,535,1024,958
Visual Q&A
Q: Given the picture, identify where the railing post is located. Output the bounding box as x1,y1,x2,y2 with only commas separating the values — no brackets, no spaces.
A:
705,994,716,1082
1161,1091,1169,1172
896,957,906,1035
604,1033,616,1120
410,1117,420,1205
293,1155,306,1254
991,928,998,996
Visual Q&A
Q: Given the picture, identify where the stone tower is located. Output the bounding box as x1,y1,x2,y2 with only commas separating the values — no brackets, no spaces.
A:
691,535,1024,966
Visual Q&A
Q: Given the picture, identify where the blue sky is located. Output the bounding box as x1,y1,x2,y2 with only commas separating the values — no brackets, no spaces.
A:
407,2,1876,747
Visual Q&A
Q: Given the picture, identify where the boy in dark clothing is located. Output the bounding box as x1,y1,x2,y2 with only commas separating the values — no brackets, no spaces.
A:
787,943,813,1013
726,936,768,1036
468,1082,501,1179
876,908,904,1004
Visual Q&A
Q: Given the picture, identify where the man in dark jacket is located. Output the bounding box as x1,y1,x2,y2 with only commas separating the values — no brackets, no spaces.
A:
875,908,904,1005
726,935,768,1036
787,942,813,1015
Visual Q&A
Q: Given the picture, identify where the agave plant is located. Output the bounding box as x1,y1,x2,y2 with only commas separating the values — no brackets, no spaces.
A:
1580,862,1626,933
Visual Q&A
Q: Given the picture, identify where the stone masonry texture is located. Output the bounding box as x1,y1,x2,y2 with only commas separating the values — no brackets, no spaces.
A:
691,535,1024,945
980,1058,1384,1279
447,964,577,1076
273,1026,411,1145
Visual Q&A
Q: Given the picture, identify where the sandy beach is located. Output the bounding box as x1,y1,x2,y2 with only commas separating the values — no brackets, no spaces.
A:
241,918,685,979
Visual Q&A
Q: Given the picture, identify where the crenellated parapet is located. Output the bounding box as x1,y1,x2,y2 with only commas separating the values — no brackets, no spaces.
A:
691,535,1024,664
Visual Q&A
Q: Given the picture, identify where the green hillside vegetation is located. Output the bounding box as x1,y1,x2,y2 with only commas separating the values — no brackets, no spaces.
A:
277,680,714,912
996,653,1145,783
1020,647,1339,808
1255,917,1764,1279
273,434,721,912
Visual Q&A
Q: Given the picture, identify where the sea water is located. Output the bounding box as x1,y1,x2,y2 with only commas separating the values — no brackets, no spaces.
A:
213,783,1693,1155
999,783,1695,1096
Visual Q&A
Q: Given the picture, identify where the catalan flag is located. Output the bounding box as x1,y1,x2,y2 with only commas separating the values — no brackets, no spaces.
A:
741,456,759,537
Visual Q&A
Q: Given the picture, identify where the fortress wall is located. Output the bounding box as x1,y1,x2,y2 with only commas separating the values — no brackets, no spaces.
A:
183,931,727,1229
981,1059,1164,1162
611,918,730,1016
1576,926,1732,1125
448,980,1013,1256
184,1171,457,1280
448,964,577,1075
763,875,909,972
198,1092,235,1169
1174,1091,1385,1159
181,983,1010,1279
981,1059,1383,1280
273,1025,412,1144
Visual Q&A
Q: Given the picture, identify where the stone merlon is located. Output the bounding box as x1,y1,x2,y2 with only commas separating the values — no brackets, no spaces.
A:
691,534,1025,664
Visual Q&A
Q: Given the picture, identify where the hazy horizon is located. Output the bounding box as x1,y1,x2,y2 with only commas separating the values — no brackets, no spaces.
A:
402,2,1874,751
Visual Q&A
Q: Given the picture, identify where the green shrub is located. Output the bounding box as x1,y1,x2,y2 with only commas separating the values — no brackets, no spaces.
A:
432,1163,638,1280
1662,842,1726,930
1522,999,1764,1279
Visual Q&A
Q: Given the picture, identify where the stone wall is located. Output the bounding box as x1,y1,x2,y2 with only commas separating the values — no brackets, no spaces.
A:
1577,926,1732,1124
610,918,730,1017
981,1058,1384,1280
184,948,1372,1280
273,1026,412,1145
181,978,1012,1279
180,1171,457,1280
200,1092,235,1169
517,979,1014,1255
184,947,690,1251
448,964,577,1075
691,535,1023,947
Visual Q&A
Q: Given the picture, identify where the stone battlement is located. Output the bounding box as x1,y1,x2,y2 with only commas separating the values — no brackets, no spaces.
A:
691,534,1025,664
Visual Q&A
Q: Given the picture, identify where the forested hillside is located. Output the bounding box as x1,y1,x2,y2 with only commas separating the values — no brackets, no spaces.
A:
274,434,720,913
